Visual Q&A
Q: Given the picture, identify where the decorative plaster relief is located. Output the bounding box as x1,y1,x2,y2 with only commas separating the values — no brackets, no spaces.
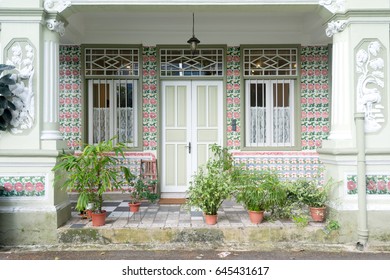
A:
46,18,65,36
319,0,345,14
325,20,348,37
44,0,71,13
356,41,385,133
3,40,35,135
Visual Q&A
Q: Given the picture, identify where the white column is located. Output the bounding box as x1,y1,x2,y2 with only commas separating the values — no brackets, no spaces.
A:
328,37,353,140
41,39,62,140
40,16,65,141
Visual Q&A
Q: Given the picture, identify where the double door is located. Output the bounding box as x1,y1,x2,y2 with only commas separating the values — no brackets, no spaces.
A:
161,80,223,197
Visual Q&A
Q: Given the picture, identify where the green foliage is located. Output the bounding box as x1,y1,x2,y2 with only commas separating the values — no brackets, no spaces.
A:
235,170,287,212
292,214,310,227
127,177,159,204
186,144,237,215
0,64,16,131
271,182,306,220
325,219,340,232
52,138,133,212
289,177,335,208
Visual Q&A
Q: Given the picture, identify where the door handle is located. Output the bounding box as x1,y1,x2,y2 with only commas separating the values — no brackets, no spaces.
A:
185,142,191,154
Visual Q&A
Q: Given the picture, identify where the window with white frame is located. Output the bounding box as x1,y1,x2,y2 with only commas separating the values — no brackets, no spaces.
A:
85,47,139,147
243,47,298,148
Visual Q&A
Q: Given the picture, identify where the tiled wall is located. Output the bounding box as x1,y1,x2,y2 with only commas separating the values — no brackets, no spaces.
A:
0,176,45,197
300,46,330,150
58,45,330,182
226,47,241,150
142,47,158,151
347,174,390,195
233,151,321,179
59,45,83,150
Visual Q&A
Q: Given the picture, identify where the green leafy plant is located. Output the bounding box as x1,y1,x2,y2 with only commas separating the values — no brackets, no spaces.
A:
292,214,310,227
52,138,133,213
127,177,159,204
271,181,306,220
290,177,335,208
0,64,16,131
325,219,340,232
186,144,237,215
235,169,286,213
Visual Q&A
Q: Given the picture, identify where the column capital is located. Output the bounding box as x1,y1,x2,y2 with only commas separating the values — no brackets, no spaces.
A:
46,18,65,37
326,20,348,37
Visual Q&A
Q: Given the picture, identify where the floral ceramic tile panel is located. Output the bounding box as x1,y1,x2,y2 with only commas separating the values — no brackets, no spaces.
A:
300,46,331,150
347,174,390,195
142,47,158,150
233,151,322,179
226,47,241,150
59,45,82,150
0,176,45,197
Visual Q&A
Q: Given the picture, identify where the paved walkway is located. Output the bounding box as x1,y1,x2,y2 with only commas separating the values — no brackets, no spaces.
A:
61,200,325,230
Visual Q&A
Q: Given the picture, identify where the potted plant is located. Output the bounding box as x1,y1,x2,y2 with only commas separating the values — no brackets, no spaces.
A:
126,176,159,212
53,137,131,226
186,144,239,225
235,169,286,224
292,177,334,222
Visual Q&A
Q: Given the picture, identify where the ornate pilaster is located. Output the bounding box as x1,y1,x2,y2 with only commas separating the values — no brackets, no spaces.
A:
41,2,69,141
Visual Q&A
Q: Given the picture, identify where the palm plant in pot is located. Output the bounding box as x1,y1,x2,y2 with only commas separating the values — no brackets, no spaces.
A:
235,169,286,224
186,144,239,225
53,137,132,226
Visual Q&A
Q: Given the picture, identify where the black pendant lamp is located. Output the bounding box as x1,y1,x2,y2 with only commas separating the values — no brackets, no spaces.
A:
187,13,200,54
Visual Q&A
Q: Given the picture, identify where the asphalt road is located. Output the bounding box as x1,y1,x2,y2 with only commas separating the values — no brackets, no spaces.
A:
1,248,390,260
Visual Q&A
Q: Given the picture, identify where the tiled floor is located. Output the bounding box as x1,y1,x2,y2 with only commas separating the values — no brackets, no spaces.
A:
61,200,323,229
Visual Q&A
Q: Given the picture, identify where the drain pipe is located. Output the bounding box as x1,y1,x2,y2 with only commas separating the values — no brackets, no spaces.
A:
355,113,369,250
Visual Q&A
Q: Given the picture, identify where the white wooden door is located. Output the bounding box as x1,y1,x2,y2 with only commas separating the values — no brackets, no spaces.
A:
161,80,223,198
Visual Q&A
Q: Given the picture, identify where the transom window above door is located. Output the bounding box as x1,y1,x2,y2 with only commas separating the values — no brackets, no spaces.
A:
84,48,139,77
243,48,298,76
160,48,224,77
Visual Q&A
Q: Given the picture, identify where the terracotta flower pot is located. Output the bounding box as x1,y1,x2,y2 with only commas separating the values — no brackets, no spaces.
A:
91,210,107,227
129,202,141,213
309,206,326,222
85,209,93,219
248,210,264,224
204,214,218,225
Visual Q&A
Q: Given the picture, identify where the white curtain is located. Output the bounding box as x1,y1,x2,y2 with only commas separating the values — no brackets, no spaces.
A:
250,107,290,145
250,107,266,144
273,108,290,144
117,108,134,143
93,108,133,144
